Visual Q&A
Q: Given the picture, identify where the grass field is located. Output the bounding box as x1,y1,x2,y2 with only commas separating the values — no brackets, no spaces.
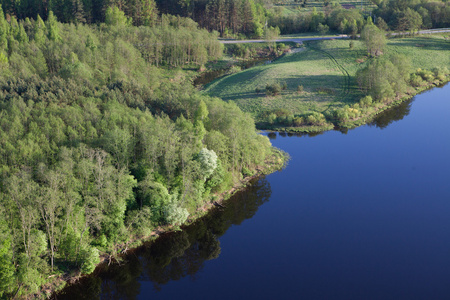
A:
204,35,450,121
273,0,376,14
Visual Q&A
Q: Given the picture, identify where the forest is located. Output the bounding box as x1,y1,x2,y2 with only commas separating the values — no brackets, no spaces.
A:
0,6,280,299
1,0,449,38
268,0,450,35
0,0,449,298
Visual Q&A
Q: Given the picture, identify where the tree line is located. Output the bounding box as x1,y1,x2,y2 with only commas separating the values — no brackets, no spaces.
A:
156,0,269,38
0,0,159,25
0,8,277,298
268,0,450,35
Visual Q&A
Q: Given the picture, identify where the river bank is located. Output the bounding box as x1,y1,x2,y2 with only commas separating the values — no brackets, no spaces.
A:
44,147,287,300
262,77,450,134
204,35,450,133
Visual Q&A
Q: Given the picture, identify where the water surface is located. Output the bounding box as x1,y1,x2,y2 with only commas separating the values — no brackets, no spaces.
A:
56,84,450,299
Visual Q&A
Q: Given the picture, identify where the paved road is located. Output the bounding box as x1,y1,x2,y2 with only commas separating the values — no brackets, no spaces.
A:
220,28,450,44
220,36,346,44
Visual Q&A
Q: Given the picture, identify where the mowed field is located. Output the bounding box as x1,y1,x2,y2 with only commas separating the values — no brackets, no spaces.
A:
204,35,450,120
273,0,376,14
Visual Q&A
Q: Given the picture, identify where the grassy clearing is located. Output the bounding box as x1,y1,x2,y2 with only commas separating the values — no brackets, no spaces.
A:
274,0,376,13
204,34,450,125
204,38,366,119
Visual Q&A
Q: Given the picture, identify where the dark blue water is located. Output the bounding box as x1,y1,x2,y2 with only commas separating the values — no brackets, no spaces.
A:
56,84,450,300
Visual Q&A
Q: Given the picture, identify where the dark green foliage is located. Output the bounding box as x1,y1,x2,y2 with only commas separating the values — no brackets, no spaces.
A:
157,0,267,38
374,0,450,31
265,82,282,96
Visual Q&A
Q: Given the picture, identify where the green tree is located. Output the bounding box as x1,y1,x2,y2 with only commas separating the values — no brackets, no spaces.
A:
105,6,132,26
46,11,62,42
79,245,99,274
197,148,218,181
0,213,16,298
397,8,423,34
361,24,386,57
317,23,329,35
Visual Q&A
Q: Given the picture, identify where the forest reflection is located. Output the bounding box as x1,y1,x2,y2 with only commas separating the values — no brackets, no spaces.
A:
369,98,413,129
54,177,272,299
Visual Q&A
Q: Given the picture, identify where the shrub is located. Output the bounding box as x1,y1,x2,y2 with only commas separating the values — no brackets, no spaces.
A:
416,68,434,82
80,246,100,274
293,116,304,126
265,82,282,96
305,112,327,126
227,65,242,75
359,95,373,108
297,85,304,93
410,73,425,87
267,113,277,124
334,108,349,122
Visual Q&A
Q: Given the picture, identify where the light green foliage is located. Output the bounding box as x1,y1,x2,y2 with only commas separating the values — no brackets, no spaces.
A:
359,95,373,107
165,200,189,226
29,229,47,257
0,216,15,298
103,126,133,169
125,207,153,237
46,11,62,42
356,55,409,101
17,253,46,295
195,100,209,122
361,24,386,57
0,51,7,68
198,148,218,181
317,23,329,35
265,26,280,50
34,15,46,45
80,246,100,274
105,6,132,27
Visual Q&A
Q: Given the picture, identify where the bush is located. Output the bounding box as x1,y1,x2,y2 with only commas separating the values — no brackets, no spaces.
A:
267,113,277,124
80,246,100,274
432,67,449,81
416,68,435,82
334,108,349,122
410,73,425,87
305,112,327,126
227,65,242,75
297,85,304,93
359,95,373,108
265,82,282,96
293,116,305,126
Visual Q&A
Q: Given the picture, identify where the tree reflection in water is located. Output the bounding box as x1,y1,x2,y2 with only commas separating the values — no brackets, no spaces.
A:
54,177,271,299
369,99,412,129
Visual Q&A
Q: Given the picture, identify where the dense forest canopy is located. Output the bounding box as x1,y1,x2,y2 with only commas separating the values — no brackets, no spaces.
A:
0,6,278,298
268,0,450,35
0,0,449,38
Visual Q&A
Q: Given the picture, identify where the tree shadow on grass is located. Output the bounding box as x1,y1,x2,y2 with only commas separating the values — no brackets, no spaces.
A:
388,37,450,52
216,74,357,103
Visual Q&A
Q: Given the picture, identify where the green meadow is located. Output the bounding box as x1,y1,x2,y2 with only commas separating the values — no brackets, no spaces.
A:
274,0,376,14
204,34,450,122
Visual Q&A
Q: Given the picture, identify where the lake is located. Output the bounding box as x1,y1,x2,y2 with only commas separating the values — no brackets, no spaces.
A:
55,83,450,300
